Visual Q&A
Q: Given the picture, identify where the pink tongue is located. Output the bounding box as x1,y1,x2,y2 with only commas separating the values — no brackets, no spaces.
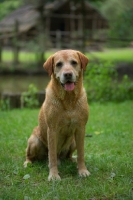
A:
64,82,75,91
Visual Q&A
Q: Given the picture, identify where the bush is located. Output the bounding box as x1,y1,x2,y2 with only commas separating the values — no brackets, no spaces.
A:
100,0,133,47
21,84,39,108
85,62,133,102
0,99,10,111
108,8,133,47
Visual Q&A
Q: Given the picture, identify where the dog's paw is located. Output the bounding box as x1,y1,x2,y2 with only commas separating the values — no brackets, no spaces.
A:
48,173,61,181
23,160,32,168
78,169,90,177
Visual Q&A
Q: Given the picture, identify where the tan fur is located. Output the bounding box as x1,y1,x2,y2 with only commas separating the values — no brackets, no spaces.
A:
24,49,90,181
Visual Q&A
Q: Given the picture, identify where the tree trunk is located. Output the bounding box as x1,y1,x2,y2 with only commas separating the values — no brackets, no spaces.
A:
13,20,19,66
36,1,46,66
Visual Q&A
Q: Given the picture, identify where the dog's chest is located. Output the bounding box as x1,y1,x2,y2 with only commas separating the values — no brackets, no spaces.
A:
64,110,78,125
57,101,88,127
57,110,78,140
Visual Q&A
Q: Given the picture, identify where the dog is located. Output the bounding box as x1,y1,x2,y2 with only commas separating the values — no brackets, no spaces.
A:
24,49,90,181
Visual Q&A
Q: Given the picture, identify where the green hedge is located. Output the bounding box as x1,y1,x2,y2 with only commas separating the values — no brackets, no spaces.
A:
85,62,133,102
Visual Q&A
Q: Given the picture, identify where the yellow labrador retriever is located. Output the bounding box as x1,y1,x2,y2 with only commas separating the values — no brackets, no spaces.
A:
24,49,90,181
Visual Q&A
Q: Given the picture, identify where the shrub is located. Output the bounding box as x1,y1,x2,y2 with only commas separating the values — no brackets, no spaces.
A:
85,62,133,102
108,8,133,47
100,0,133,47
0,99,10,111
21,84,39,108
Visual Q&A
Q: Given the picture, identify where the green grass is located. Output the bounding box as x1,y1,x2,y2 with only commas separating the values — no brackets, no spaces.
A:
0,102,133,199
2,48,133,63
2,51,52,63
88,48,133,63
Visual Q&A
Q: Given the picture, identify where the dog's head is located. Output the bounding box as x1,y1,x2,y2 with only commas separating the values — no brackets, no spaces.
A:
43,50,89,91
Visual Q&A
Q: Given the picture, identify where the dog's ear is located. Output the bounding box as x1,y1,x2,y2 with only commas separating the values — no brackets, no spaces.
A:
43,55,54,76
77,51,89,71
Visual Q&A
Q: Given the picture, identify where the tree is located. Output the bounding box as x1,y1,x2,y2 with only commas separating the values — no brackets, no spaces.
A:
100,0,133,46
101,0,133,20
0,0,22,20
72,0,87,52
24,0,47,64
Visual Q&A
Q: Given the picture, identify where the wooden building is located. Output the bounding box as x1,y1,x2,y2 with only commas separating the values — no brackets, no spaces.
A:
0,0,108,49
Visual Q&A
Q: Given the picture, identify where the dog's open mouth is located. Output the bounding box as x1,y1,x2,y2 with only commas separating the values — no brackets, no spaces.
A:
61,81,75,91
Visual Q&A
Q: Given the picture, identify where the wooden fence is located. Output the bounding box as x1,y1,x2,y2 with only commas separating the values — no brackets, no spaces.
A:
0,30,132,65
0,18,107,64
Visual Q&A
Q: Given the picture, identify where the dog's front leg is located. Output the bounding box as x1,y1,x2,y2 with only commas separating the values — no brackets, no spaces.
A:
47,128,61,181
75,127,90,177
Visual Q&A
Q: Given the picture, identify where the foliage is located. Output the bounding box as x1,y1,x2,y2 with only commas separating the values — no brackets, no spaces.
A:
21,84,39,108
85,62,133,102
0,99,10,111
108,7,133,47
0,102,133,199
23,0,54,6
86,0,106,8
101,0,133,19
101,0,133,47
0,0,23,20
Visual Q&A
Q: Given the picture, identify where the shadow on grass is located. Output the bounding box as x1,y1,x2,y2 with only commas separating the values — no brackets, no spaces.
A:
24,158,78,180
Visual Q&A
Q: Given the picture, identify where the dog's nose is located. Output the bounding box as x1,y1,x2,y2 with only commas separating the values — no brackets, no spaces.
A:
64,72,72,79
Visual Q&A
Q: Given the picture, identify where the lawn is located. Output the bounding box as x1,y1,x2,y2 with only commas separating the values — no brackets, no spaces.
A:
2,50,52,63
0,102,133,200
87,48,133,63
2,48,133,64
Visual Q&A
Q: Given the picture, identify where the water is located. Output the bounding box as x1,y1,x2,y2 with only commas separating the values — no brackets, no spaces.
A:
0,75,50,94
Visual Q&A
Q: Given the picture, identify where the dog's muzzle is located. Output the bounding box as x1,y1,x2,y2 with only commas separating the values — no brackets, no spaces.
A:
61,72,76,91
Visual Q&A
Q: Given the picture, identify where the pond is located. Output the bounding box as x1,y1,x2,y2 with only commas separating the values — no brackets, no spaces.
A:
0,75,50,94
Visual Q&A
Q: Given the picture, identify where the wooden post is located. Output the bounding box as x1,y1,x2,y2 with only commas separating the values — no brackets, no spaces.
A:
46,16,50,34
56,30,61,49
70,1,75,48
78,16,83,48
13,20,19,66
0,40,2,63
45,15,51,48
70,14,75,33
81,0,86,53
36,1,46,65
92,17,96,40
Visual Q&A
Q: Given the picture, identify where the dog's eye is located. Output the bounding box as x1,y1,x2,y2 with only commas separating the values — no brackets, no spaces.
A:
71,60,77,66
56,62,63,68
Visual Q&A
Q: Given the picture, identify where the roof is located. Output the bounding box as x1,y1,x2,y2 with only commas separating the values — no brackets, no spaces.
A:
0,0,107,34
0,5,39,33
